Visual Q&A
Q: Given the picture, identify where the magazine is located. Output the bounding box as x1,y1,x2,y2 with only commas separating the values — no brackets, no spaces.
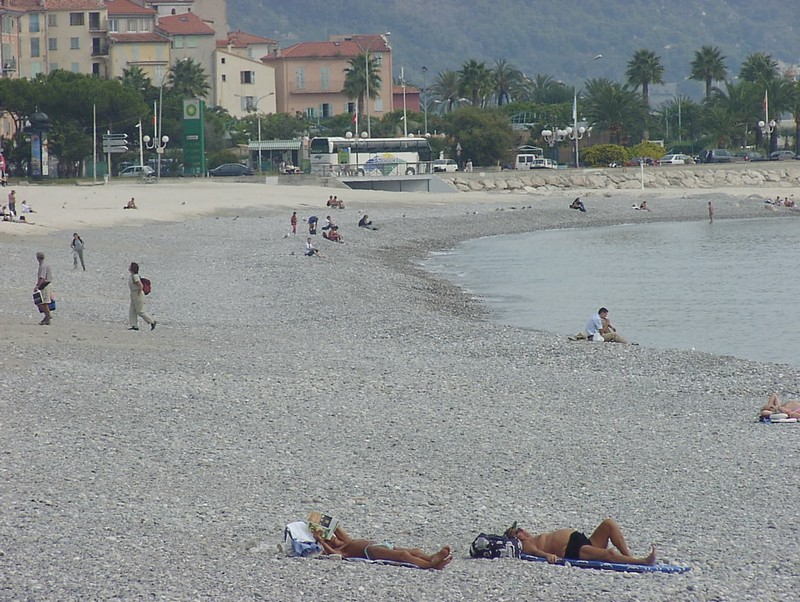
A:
307,511,339,540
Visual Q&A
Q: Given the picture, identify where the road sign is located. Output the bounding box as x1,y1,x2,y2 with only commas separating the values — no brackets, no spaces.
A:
103,133,128,153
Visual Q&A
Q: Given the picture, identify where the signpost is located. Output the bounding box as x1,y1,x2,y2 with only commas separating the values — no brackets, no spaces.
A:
102,133,128,180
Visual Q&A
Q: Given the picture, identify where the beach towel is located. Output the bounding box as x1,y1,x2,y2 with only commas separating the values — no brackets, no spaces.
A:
318,555,421,570
520,553,690,574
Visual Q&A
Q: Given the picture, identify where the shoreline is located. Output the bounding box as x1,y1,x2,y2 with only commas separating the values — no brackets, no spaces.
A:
2,182,799,600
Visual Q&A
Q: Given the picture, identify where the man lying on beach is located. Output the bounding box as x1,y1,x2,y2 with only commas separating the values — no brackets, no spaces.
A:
759,392,800,420
505,518,656,565
311,525,453,570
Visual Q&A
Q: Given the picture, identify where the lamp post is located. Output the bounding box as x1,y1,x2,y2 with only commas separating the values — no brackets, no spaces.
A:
143,131,169,175
354,32,390,138
570,54,603,168
758,89,776,154
235,92,274,171
541,126,568,163
421,65,428,135
400,66,408,137
136,118,144,168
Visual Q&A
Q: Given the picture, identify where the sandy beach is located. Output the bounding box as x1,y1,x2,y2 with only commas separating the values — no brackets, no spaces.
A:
1,178,799,601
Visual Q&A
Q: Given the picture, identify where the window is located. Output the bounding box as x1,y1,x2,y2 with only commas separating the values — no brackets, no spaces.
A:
49,63,58,72
240,70,254,84
295,67,304,90
220,57,226,64
71,63,79,73
30,38,40,58
31,61,42,77
221,74,226,82
70,38,80,50
48,38,57,51
374,97,384,112
173,36,184,49
154,65,165,83
321,103,332,118
48,14,57,27
347,102,356,114
373,52,383,66
305,107,316,118
92,63,101,76
2,15,14,34
240,96,254,112
108,19,118,32
29,14,40,33
89,12,100,30
70,13,85,26
320,67,330,91
186,36,197,48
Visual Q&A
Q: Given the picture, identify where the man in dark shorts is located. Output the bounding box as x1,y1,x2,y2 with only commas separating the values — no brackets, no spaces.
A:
505,518,656,565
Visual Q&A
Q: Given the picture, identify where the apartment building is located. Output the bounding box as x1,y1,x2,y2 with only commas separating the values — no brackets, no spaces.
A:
0,1,23,78
106,0,168,82
262,34,393,122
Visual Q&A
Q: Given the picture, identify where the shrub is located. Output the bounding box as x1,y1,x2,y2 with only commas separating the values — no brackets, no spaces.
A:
582,144,627,167
629,141,666,161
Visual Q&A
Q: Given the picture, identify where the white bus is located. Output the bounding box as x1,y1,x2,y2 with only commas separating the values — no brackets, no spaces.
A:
309,136,434,176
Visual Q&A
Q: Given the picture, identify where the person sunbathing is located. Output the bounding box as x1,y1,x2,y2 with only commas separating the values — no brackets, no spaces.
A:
505,518,656,565
325,227,343,243
759,392,800,420
312,525,452,570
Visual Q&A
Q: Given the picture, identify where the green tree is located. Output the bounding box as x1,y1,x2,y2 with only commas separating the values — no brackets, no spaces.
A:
581,143,627,167
119,66,152,98
167,58,210,99
701,105,737,148
583,78,643,145
518,74,572,104
342,53,381,119
689,46,727,101
739,52,780,84
458,59,493,107
709,79,760,148
626,49,665,140
491,58,521,106
443,107,512,166
430,69,460,111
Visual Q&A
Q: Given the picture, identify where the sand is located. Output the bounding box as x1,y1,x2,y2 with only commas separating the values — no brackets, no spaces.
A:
1,178,799,601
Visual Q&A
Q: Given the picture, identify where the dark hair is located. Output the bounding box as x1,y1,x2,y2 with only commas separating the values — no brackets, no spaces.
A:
598,307,608,314
129,262,139,274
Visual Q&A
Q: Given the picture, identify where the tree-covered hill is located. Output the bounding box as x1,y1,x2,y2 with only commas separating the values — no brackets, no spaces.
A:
228,0,799,101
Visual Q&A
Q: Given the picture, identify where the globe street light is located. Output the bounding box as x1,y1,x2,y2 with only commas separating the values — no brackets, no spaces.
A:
571,54,603,167
758,89,776,153
143,133,169,176
421,65,428,135
354,32,390,138
541,126,568,163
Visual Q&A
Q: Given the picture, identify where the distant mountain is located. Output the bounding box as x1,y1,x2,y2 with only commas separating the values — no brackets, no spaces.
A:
228,0,799,103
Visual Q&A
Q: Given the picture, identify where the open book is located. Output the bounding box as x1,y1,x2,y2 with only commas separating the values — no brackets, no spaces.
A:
307,511,339,540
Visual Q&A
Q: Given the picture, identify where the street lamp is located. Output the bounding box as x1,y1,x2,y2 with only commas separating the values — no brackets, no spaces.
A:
235,92,274,171
353,32,390,138
758,89,776,153
541,126,568,163
143,132,169,174
570,54,603,168
421,66,428,135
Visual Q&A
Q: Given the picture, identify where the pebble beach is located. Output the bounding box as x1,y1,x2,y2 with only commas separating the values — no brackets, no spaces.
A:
1,179,799,601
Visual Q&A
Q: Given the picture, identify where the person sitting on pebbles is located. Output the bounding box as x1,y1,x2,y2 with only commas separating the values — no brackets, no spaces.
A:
586,307,629,343
759,392,800,421
124,197,138,210
311,524,453,570
505,518,657,566
570,197,587,212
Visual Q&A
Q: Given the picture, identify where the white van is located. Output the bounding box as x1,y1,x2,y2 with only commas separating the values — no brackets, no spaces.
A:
516,154,555,169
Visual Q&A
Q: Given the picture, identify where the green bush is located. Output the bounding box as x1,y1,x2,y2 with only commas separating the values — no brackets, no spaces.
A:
629,141,666,161
582,144,627,167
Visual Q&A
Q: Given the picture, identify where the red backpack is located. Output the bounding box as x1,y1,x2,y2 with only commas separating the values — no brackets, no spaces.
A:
140,277,151,295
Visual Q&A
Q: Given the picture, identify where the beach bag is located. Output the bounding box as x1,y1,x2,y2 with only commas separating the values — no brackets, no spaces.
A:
140,277,151,295
470,533,521,559
33,289,46,305
283,521,322,557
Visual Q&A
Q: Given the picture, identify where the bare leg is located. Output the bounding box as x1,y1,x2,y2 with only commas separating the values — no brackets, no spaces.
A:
588,518,631,556
366,545,452,569
580,544,657,565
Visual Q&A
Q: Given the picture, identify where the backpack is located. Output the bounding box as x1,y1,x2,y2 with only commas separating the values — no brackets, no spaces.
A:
470,533,521,559
282,521,322,557
140,277,151,295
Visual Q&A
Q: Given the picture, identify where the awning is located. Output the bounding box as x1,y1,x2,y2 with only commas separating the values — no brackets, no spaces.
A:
247,140,302,150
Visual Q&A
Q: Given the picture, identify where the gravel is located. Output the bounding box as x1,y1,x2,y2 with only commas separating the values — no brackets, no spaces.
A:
1,187,798,601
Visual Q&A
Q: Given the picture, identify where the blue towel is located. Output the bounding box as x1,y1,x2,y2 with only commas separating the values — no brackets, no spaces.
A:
520,553,690,574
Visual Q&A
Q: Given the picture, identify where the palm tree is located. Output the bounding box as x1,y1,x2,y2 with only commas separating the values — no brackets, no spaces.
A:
119,66,152,94
458,59,492,107
522,74,572,104
342,53,382,119
626,49,665,140
708,79,758,148
689,46,727,101
739,52,779,83
792,81,800,155
167,58,210,99
492,58,521,106
701,105,737,148
430,70,460,112
582,78,644,145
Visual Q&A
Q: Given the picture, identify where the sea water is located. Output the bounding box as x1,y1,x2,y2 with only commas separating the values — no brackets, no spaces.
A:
424,217,799,366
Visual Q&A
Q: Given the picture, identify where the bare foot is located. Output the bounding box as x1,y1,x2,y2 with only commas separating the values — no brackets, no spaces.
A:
430,546,453,570
644,545,657,566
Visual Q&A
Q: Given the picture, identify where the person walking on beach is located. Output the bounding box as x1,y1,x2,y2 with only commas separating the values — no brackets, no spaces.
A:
128,262,156,331
8,189,16,215
586,307,629,343
34,251,53,326
708,201,714,223
290,211,298,235
71,233,86,270
505,519,656,566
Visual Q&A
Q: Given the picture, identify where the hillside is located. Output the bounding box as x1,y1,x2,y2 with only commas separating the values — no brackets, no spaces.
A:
227,0,799,102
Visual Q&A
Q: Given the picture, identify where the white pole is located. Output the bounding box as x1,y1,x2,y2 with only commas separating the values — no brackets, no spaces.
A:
157,78,164,180
573,88,579,168
257,113,262,171
92,104,96,182
401,66,407,137
138,118,144,168
640,160,645,190
365,48,371,137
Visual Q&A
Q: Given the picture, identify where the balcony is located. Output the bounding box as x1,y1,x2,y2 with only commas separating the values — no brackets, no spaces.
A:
288,80,347,94
91,45,109,56
3,57,17,73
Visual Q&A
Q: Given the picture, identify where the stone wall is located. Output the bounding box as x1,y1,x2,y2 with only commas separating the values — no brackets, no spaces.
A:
445,163,800,193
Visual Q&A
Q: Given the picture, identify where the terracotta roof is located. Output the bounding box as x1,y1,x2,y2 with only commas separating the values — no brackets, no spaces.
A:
106,0,156,16
265,38,389,61
217,30,277,48
109,31,168,43
158,11,214,36
9,0,105,8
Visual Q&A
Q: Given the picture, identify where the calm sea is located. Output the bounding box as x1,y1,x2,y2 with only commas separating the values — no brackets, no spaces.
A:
424,217,799,366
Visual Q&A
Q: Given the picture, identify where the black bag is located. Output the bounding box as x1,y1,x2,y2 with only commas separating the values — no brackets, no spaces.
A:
470,533,521,559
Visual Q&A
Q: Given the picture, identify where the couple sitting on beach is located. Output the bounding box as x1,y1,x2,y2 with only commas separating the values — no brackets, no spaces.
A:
759,392,800,422
309,517,654,569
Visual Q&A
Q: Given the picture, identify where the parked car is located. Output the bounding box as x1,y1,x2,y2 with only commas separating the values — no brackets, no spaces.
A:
433,158,459,173
119,165,155,178
743,151,768,162
660,153,693,165
701,149,735,163
625,156,659,167
208,163,254,177
769,150,796,161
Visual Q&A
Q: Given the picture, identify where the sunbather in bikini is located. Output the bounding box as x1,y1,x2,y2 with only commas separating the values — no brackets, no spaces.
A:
311,525,452,569
505,518,656,565
759,392,800,420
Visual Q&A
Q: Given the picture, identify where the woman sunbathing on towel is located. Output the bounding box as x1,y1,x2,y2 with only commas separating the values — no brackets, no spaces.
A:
759,392,800,420
311,525,452,570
